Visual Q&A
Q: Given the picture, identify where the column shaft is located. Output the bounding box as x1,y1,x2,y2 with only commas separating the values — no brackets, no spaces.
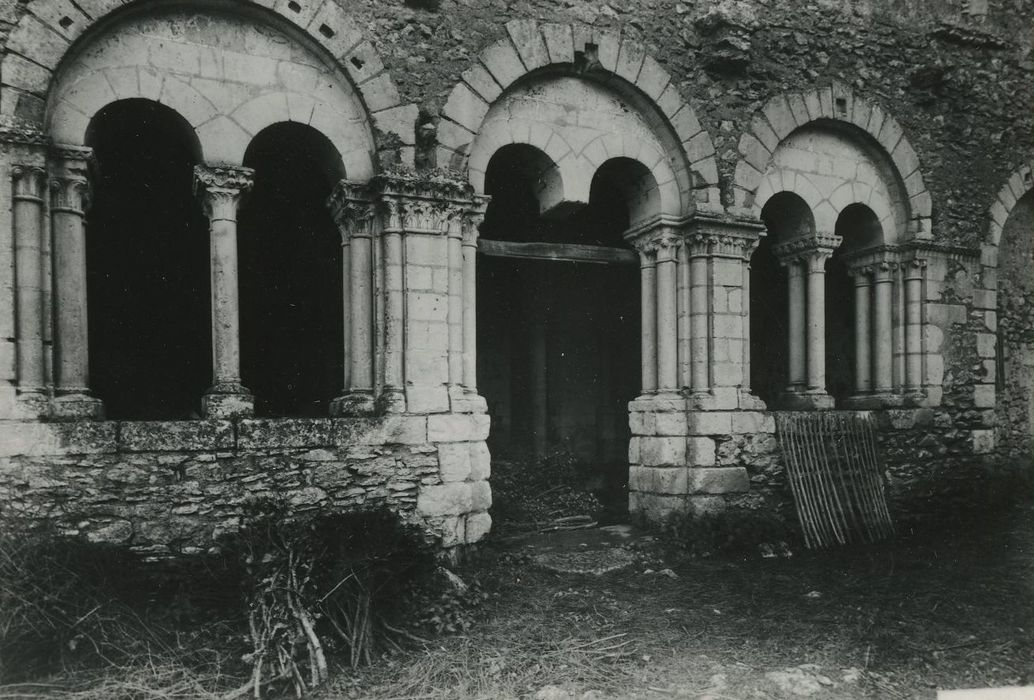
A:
383,230,404,405
853,272,872,394
639,250,657,394
12,166,46,396
787,261,806,389
461,230,478,391
689,253,709,392
904,262,924,393
340,239,352,392
350,232,374,392
805,252,828,392
677,244,691,389
52,193,89,392
655,248,678,394
447,231,463,387
873,264,894,393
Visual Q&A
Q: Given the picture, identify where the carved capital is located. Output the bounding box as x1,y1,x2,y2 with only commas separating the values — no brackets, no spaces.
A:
50,174,91,215
12,165,47,202
194,165,254,221
462,195,490,247
772,231,838,264
327,180,376,242
49,144,94,215
682,213,764,260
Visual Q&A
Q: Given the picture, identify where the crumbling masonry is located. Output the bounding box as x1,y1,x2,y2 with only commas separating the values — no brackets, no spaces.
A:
0,0,1031,555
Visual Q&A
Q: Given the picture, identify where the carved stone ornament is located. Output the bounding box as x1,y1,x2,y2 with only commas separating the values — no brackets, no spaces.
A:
685,213,765,259
771,231,840,263
328,180,377,241
329,170,490,241
11,165,47,201
194,165,255,220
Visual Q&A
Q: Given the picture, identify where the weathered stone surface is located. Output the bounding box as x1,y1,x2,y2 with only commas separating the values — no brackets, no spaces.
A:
417,482,473,517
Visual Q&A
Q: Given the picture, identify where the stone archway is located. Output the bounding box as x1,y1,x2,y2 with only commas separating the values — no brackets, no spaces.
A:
3,0,413,164
438,19,721,215
733,83,931,238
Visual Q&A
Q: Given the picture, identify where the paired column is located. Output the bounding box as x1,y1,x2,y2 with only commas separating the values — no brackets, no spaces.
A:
50,146,103,419
328,184,376,416
12,164,48,412
631,225,684,398
194,164,255,419
851,267,873,396
872,261,895,395
775,238,834,409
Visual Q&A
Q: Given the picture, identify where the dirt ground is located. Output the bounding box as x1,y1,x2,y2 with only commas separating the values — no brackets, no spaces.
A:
326,501,1034,699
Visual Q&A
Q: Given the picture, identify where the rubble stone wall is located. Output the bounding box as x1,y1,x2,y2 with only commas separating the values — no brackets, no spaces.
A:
0,416,492,556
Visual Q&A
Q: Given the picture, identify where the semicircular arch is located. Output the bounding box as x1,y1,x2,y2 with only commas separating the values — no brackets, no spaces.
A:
8,0,403,176
439,19,719,216
734,84,930,239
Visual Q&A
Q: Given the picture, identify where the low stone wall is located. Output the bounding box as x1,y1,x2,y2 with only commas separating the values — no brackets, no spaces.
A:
0,415,491,558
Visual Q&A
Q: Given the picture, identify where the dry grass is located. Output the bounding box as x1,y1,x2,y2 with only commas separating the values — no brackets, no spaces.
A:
327,501,1034,699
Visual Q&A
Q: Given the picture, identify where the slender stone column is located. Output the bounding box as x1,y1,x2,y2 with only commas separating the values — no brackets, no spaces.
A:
194,165,254,418
638,245,657,395
12,165,47,408
904,259,925,395
872,261,895,395
447,222,463,391
689,242,710,394
328,182,376,416
461,203,485,392
655,235,680,395
676,243,691,389
340,233,352,392
804,249,830,395
785,258,806,392
382,225,405,410
852,267,873,395
50,146,103,419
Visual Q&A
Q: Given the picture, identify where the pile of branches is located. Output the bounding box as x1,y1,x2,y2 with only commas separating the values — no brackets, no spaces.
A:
228,505,472,698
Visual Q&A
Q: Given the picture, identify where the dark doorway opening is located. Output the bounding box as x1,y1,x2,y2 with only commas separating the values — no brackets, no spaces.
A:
477,146,641,519
239,123,344,417
86,99,209,420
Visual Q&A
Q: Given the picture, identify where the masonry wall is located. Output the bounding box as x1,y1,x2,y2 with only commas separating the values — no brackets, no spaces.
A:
0,415,492,555
0,0,1032,548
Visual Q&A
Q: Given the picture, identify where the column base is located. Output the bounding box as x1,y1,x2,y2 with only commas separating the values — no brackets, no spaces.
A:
15,390,49,419
330,391,375,416
51,392,105,420
779,388,834,410
201,384,254,419
377,388,407,413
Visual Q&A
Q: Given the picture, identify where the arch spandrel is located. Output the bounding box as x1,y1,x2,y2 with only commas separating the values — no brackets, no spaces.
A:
4,0,407,173
440,19,720,218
